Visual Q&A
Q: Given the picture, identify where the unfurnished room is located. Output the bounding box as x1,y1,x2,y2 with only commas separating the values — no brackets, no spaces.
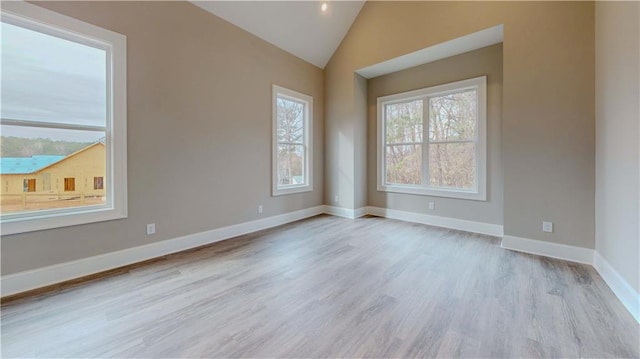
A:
0,1,638,358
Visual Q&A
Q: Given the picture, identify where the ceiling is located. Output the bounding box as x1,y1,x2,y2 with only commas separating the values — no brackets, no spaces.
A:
191,1,365,69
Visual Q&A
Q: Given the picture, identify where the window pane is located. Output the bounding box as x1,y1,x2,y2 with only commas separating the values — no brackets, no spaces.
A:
385,100,423,144
276,97,304,144
23,178,35,192
386,144,422,185
277,144,305,186
1,126,107,215
1,21,107,127
94,176,104,190
428,143,475,189
429,90,477,142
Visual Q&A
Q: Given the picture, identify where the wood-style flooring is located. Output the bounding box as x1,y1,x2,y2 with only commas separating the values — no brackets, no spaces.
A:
1,215,638,358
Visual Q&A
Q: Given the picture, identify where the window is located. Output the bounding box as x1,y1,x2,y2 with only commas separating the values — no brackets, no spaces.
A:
0,2,127,235
64,178,75,192
23,179,35,192
377,76,487,200
272,85,313,196
94,176,104,190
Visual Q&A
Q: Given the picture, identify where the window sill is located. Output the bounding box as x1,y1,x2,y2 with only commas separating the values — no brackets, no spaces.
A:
273,184,313,196
378,184,486,201
1,206,127,235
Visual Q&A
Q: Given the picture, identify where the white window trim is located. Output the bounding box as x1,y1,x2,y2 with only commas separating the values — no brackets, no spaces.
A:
272,85,313,196
377,76,487,201
0,1,127,235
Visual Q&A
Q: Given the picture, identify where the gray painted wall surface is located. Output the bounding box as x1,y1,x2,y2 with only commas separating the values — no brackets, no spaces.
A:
1,2,606,277
595,1,640,292
1,1,324,275
325,1,595,248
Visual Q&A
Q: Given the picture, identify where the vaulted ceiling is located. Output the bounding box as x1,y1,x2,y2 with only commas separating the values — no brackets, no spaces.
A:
191,1,365,68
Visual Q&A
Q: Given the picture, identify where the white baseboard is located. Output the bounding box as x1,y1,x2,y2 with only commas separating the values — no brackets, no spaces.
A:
354,206,368,218
501,235,594,265
1,204,499,296
323,205,367,219
593,251,640,322
366,206,504,237
1,205,325,297
6,203,636,326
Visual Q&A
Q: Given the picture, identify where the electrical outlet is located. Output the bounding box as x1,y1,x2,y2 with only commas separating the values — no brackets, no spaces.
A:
428,202,435,210
146,223,156,235
257,205,263,214
542,221,553,233
334,195,339,203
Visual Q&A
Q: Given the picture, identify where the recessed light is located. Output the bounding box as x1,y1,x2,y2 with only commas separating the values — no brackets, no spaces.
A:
321,2,328,12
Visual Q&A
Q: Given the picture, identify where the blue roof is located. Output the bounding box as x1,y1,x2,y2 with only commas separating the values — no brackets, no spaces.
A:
0,155,65,174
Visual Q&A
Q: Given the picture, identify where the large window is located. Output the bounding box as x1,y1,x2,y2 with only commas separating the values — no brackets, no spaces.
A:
0,2,127,234
272,85,313,196
377,76,487,200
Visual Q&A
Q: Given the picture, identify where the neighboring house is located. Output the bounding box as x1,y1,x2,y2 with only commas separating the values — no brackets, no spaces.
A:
0,142,105,197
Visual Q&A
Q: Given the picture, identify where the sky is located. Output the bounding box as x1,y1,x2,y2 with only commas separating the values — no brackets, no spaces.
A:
1,21,107,142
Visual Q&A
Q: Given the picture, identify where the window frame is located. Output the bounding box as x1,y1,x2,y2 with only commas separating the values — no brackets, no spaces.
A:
0,1,127,235
376,76,487,201
272,85,313,196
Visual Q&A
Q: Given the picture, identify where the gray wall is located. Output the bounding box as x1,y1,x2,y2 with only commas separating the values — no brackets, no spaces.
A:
595,1,640,292
367,44,503,225
1,1,324,275
1,1,608,277
325,1,595,248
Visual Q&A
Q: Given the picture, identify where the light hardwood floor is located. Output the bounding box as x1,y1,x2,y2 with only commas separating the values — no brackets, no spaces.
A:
1,215,638,358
